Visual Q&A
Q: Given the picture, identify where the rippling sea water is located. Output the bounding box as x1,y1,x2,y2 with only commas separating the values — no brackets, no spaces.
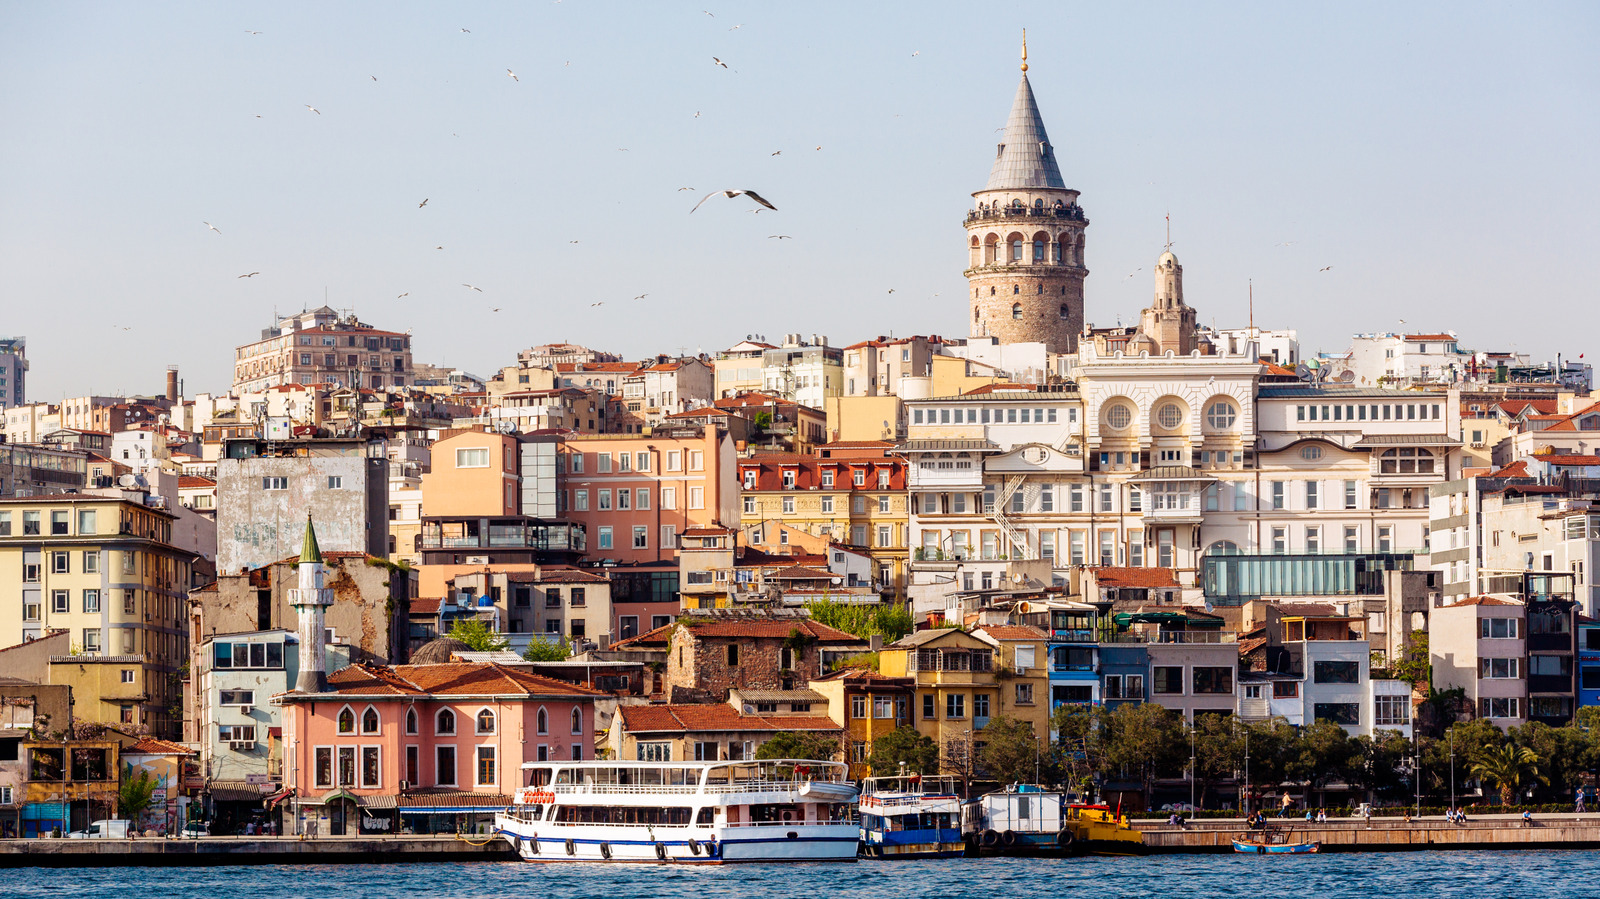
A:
11,852,1589,898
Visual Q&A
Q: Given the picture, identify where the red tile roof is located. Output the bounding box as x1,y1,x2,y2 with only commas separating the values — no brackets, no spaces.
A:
1403,333,1456,342
974,625,1049,641
1489,461,1530,478
1537,455,1600,465
961,383,1028,395
315,662,606,697
1442,596,1521,608
127,738,196,756
681,525,735,537
765,566,836,580
818,441,895,449
736,454,905,491
1092,567,1180,589
178,476,216,488
678,619,864,642
411,598,443,614
618,704,839,734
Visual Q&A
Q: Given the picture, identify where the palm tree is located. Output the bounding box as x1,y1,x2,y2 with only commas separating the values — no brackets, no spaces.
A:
1469,744,1548,807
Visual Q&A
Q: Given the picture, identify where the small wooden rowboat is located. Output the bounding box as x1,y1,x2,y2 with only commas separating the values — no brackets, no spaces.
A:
1232,825,1320,854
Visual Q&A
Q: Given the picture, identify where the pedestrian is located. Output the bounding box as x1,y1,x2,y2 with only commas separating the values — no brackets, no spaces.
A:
1316,809,1327,824
1523,810,1534,827
1577,786,1587,814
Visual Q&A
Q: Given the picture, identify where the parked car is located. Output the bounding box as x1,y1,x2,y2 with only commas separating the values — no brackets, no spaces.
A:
180,820,210,838
67,819,132,839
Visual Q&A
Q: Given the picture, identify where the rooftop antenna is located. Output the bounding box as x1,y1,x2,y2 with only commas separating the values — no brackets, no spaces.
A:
1248,279,1255,332
1020,29,1028,72
1165,211,1172,252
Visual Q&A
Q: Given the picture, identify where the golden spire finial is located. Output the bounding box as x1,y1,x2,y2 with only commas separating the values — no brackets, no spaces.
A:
1021,29,1028,72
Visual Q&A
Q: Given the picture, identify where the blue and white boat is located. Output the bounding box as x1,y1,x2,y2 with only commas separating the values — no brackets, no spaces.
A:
857,775,964,859
496,759,860,864
1232,825,1320,854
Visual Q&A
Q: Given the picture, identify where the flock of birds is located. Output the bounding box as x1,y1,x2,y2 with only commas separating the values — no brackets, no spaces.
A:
196,20,1340,336
204,17,821,319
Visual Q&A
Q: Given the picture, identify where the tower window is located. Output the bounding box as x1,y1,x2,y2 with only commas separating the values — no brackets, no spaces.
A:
1013,285,1019,294
1059,304,1070,319
974,308,980,322
1012,303,1022,320
1037,284,1043,294
1060,286,1066,296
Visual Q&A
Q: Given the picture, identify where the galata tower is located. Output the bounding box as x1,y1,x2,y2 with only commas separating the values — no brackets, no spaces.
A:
965,35,1089,354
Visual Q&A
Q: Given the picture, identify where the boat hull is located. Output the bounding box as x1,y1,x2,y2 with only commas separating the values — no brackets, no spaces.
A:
1232,839,1321,854
860,827,965,859
498,818,860,864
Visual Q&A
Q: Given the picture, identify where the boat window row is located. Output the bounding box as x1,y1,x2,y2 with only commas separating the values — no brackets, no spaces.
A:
547,805,709,826
861,812,955,831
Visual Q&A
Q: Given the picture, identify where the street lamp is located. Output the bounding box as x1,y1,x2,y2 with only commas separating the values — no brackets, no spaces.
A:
1189,727,1196,813
1449,729,1456,815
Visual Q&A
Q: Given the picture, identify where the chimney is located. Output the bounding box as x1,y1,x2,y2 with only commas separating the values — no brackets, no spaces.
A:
166,367,179,403
869,634,883,652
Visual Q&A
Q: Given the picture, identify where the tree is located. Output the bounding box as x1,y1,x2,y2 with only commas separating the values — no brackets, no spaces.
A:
1470,743,1548,806
1358,729,1415,801
1389,633,1432,691
1509,720,1589,802
522,636,572,661
447,618,508,652
866,726,938,777
1051,704,1107,796
1423,719,1504,802
756,731,841,762
1288,721,1363,789
978,716,1045,786
1189,714,1246,809
804,599,913,643
1101,703,1186,807
118,769,156,822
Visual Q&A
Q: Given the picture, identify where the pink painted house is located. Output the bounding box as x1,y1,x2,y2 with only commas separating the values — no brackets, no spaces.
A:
279,661,604,835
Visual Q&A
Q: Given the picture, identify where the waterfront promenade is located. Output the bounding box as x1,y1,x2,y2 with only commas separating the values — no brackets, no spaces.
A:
0,833,515,866
1139,812,1600,852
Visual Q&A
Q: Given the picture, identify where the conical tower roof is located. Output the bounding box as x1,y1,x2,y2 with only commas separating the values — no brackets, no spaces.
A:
984,73,1066,191
299,515,323,565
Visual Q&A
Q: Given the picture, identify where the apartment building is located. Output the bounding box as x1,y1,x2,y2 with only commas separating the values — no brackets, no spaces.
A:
762,337,843,410
232,306,413,394
0,495,192,738
0,336,24,410
737,443,908,596
1432,596,1528,727
713,340,776,399
560,428,738,566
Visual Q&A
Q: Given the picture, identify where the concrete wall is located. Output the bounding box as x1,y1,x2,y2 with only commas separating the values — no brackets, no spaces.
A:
217,456,387,573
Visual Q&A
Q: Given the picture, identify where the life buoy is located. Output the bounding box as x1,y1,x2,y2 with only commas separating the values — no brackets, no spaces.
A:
655,841,667,861
706,838,718,858
981,829,1001,848
600,841,613,859
1000,830,1019,848
687,838,702,856
1055,828,1076,849
1257,845,1267,855
529,834,540,855
565,838,576,856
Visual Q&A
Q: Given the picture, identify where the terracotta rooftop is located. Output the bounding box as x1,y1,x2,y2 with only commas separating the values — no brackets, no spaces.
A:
1489,461,1531,478
1537,455,1600,465
307,661,606,698
127,738,196,756
974,625,1049,641
676,619,864,642
1442,596,1522,608
765,566,837,580
618,704,839,734
1092,567,1180,589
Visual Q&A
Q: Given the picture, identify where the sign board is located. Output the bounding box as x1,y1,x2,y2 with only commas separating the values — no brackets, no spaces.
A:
150,789,167,802
245,774,271,785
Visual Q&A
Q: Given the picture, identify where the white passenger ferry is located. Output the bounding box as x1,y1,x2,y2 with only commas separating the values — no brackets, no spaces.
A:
857,774,964,858
495,759,860,864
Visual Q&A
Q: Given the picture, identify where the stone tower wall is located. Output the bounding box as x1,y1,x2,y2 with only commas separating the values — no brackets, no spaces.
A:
965,188,1088,354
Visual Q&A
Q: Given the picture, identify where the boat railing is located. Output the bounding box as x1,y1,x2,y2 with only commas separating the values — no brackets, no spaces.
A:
541,778,819,798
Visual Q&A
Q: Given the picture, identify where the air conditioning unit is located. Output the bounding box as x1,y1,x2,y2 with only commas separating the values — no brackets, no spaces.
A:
238,706,254,716
229,740,255,751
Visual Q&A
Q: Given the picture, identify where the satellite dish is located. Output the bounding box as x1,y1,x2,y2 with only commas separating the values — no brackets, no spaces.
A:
1295,364,1313,381
1338,370,1356,383
1012,573,1025,584
117,474,139,487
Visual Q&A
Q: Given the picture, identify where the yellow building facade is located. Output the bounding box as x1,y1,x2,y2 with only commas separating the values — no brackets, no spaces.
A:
880,628,1010,779
0,496,192,739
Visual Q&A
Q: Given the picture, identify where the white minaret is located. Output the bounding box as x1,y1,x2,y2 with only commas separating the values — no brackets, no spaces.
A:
289,516,333,693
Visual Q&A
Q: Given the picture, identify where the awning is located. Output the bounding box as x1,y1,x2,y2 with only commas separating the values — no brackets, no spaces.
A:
264,787,295,808
304,788,364,807
893,438,1000,453
396,792,511,814
1350,434,1462,448
209,781,271,803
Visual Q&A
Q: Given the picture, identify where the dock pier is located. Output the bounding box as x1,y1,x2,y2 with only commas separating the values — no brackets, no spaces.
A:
1139,813,1600,853
0,834,516,867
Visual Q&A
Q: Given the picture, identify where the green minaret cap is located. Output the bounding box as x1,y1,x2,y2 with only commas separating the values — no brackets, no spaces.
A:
300,515,323,565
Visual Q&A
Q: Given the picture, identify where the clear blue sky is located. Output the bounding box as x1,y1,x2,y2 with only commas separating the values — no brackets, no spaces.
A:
3,1,1597,398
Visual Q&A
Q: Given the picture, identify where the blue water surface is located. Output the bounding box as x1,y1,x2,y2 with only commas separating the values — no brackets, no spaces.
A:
8,852,1586,898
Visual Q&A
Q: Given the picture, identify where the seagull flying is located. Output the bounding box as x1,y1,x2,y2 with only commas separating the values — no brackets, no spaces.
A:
305,105,320,115
237,272,259,278
634,293,648,300
693,111,701,118
245,30,261,35
887,289,895,294
203,221,221,235
507,68,519,81
911,50,920,56
712,57,728,68
460,27,471,32
730,24,742,30
768,235,792,239
690,189,777,214
492,307,502,312
814,146,822,150
463,284,483,292
702,9,714,16
770,150,781,156
569,240,580,244
591,301,604,307
678,187,696,192
434,246,443,250
397,292,409,298
418,198,428,208
1319,265,1333,272
371,75,378,82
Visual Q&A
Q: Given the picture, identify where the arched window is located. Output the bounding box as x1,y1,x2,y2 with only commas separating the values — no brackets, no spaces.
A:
1105,404,1133,430
1379,448,1434,474
1011,239,1023,262
974,307,981,321
337,707,355,734
989,286,996,296
1060,285,1066,296
1012,284,1020,295
571,708,583,735
436,708,456,735
1011,303,1023,320
1057,237,1069,264
1059,304,1070,319
1155,403,1184,430
1207,540,1241,556
476,708,496,735
405,707,417,735
1036,283,1043,294
1206,401,1237,430
361,706,380,734
537,707,549,735
1033,240,1046,262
